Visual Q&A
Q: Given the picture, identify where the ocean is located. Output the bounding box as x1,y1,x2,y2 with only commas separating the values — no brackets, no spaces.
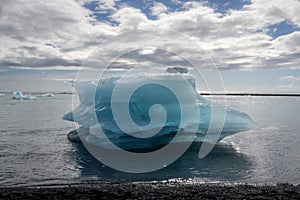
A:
0,93,299,186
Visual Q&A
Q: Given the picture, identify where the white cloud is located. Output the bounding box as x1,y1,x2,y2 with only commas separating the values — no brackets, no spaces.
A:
271,31,300,53
278,75,300,91
170,0,181,5
110,7,148,29
0,0,118,68
8,66,83,71
278,83,294,89
246,0,300,26
183,1,206,10
280,75,300,81
153,0,300,70
1,0,300,72
96,0,119,12
150,2,168,16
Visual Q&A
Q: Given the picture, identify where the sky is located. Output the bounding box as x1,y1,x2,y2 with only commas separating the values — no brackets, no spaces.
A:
0,0,300,93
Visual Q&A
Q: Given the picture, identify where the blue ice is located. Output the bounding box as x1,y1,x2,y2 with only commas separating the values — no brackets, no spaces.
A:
12,91,36,100
63,73,256,150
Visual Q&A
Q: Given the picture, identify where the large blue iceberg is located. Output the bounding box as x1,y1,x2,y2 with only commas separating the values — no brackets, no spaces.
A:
63,70,256,150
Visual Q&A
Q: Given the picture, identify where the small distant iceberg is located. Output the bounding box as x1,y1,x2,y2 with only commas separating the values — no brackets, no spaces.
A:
12,91,55,100
36,93,55,97
0,93,5,97
45,93,55,97
12,91,23,100
22,95,36,100
12,91,36,100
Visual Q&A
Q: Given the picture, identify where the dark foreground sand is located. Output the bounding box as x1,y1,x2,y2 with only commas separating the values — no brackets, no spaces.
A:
1,183,299,199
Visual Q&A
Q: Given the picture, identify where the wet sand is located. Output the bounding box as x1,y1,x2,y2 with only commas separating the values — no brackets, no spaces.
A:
1,182,299,199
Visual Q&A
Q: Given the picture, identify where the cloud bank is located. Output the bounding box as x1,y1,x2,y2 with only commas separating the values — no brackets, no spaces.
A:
0,0,300,71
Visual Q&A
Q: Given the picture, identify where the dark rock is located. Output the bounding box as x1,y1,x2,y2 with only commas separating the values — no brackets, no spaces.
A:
0,183,299,199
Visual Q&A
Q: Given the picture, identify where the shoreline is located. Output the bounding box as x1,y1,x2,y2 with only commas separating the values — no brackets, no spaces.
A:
1,182,299,199
2,91,300,97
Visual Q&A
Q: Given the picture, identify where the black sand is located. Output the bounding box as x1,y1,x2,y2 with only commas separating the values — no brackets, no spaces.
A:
1,183,299,199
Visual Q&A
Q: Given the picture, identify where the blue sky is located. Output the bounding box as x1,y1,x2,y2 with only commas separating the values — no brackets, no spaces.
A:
0,0,300,92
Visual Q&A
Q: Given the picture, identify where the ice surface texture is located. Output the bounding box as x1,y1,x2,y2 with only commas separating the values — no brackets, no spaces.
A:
63,74,256,150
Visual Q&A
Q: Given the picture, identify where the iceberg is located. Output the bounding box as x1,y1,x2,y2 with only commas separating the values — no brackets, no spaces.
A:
13,91,54,100
36,93,55,97
12,91,23,100
63,70,256,150
12,91,36,100
45,93,55,97
22,94,36,100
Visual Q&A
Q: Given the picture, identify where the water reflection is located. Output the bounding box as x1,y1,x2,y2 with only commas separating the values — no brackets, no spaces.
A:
65,142,253,183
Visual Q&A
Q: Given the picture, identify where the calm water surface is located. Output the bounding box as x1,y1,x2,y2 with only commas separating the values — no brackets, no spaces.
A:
0,94,299,186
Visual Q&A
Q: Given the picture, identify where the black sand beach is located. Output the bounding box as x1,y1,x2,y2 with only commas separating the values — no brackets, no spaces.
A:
1,182,299,199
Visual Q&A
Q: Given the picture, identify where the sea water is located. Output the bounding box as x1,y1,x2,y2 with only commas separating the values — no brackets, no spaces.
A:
0,94,299,186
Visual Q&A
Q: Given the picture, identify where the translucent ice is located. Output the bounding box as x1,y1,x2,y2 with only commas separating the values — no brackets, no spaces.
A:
12,91,23,100
36,93,55,97
12,91,54,100
45,93,55,97
12,91,36,100
63,73,256,150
